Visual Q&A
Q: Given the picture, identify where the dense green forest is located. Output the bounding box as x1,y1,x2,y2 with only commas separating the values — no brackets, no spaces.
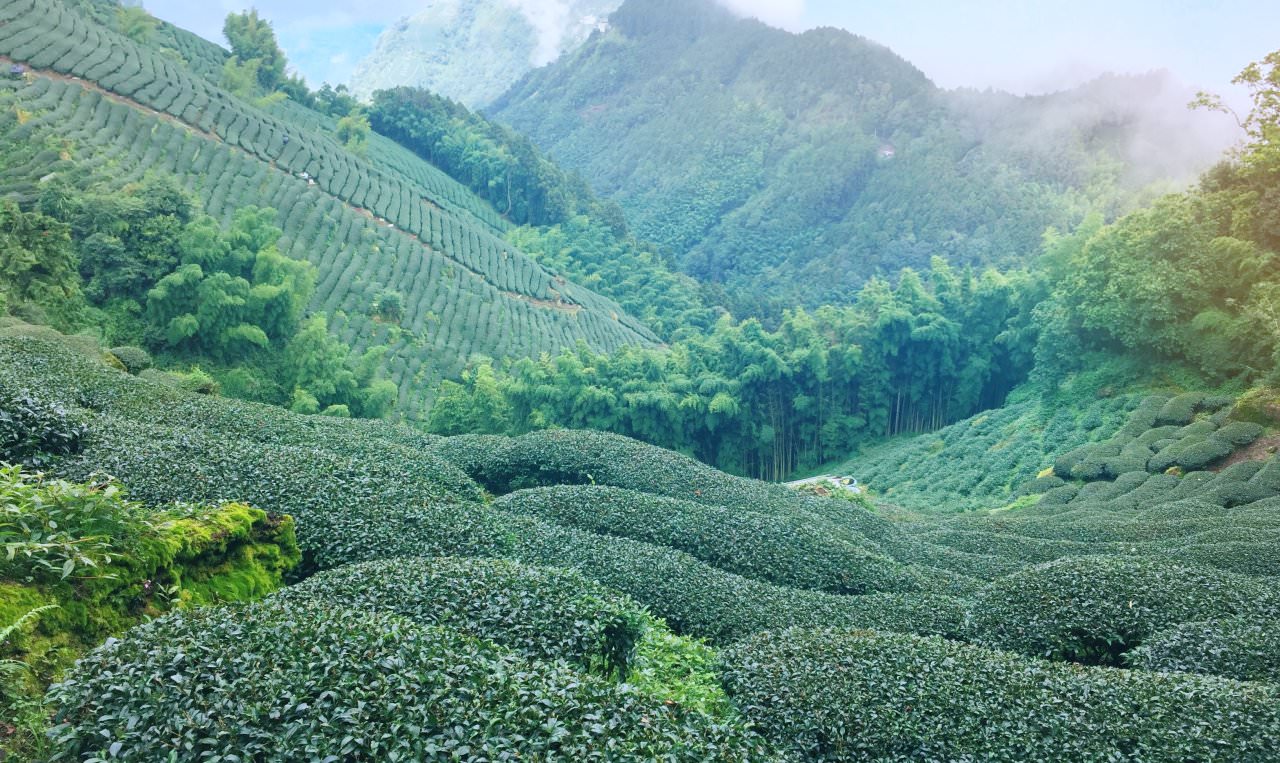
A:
491,0,1236,318
428,49,1280,480
4,0,1280,760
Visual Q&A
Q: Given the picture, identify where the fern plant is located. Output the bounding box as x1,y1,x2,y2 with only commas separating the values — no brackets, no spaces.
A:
0,603,57,692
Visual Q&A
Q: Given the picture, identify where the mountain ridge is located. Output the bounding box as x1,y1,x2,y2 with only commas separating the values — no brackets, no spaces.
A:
350,0,621,108
489,0,1237,317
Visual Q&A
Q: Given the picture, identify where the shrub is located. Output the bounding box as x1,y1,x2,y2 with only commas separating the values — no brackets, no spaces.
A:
1230,387,1280,426
1118,472,1179,505
967,556,1280,664
0,387,87,467
1130,617,1280,683
1103,443,1153,477
1038,483,1079,505
171,366,219,395
494,485,915,595
1114,395,1168,437
275,556,648,679
1013,474,1064,496
1156,392,1205,425
57,417,505,575
437,429,885,531
0,466,137,584
1250,457,1280,492
106,346,151,375
0,467,298,686
1135,425,1181,445
47,600,775,761
1052,444,1089,478
719,627,1280,762
1068,442,1118,480
1200,394,1236,412
1198,461,1271,507
1215,420,1265,446
1165,470,1216,500
505,512,964,643
1173,436,1234,471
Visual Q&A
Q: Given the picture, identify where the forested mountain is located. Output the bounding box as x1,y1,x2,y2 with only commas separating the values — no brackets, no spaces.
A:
0,0,656,421
351,0,621,107
490,0,1236,317
437,48,1280,482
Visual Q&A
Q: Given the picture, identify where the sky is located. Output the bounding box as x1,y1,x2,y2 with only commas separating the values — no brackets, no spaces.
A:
139,0,1279,109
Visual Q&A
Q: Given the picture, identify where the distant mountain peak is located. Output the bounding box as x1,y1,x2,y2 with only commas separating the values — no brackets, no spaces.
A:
350,0,622,108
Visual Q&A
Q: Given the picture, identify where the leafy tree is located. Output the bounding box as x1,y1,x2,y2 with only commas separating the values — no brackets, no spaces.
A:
49,176,194,304
284,315,358,411
314,83,359,118
0,201,79,315
432,261,1035,479
335,108,370,156
115,5,157,44
222,9,286,92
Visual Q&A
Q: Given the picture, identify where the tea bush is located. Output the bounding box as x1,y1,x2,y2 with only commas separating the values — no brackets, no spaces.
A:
1155,392,1207,425
0,466,298,693
56,416,506,573
438,428,880,528
719,627,1280,762
1129,617,1280,683
47,599,777,761
276,556,648,679
505,512,965,643
0,386,87,467
850,396,1143,512
105,346,151,375
494,485,914,594
967,556,1280,664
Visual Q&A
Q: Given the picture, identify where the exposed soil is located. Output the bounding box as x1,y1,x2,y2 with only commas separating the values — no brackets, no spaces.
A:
1212,434,1280,472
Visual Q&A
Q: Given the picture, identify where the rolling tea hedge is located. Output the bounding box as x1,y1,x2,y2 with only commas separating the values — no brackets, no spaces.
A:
503,511,966,643
1129,617,1280,683
967,556,1280,664
720,628,1280,763
494,485,914,594
435,428,899,551
47,599,778,762
276,556,648,679
7,308,1280,761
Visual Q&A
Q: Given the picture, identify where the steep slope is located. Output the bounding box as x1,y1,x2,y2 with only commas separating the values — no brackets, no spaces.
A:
0,0,657,419
490,0,1236,316
351,0,621,108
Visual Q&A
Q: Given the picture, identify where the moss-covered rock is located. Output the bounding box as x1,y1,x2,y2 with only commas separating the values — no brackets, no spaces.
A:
1,491,299,690
1231,387,1280,426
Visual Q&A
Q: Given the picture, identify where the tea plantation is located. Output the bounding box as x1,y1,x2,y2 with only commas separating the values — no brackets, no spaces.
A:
3,327,1279,760
0,0,656,418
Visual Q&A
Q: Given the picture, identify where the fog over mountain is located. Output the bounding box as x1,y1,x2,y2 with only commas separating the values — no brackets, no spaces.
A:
349,0,620,107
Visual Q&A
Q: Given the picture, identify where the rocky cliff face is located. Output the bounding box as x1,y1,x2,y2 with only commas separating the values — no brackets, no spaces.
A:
350,0,620,107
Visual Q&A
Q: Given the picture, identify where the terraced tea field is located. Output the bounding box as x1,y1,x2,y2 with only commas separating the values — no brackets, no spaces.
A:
0,0,656,417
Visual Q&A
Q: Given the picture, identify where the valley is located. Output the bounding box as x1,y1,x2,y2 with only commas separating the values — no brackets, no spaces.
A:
2,0,1279,760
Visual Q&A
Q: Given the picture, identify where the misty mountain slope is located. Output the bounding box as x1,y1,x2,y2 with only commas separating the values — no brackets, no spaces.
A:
0,0,656,418
351,0,621,107
490,0,1236,316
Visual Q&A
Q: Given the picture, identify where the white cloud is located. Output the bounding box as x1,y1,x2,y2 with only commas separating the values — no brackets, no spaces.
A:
715,0,806,30
505,0,572,65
